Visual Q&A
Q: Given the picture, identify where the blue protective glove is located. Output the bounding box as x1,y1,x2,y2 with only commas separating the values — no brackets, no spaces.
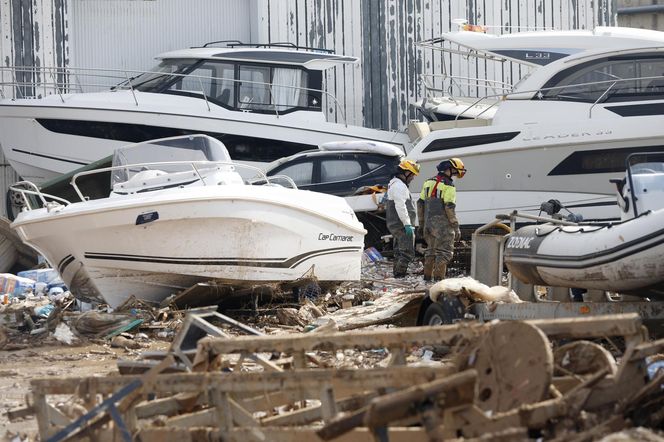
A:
404,225,415,237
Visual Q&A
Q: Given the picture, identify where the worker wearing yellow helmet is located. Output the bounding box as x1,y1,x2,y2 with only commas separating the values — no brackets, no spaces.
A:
385,159,421,278
417,158,467,282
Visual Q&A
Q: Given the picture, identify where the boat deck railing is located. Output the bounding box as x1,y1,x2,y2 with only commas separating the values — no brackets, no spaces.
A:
419,73,512,106
419,73,664,122
10,161,297,212
0,65,349,126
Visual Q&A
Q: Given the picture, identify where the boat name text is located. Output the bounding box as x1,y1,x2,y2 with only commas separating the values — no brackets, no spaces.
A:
522,130,612,142
506,236,534,249
318,233,354,242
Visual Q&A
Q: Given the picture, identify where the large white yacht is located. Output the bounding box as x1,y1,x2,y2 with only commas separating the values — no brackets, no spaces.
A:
0,42,410,184
409,25,664,225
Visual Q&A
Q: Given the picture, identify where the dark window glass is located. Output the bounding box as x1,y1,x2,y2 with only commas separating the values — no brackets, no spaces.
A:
275,161,314,185
128,59,317,115
422,132,520,153
549,145,664,175
541,54,664,103
167,62,235,106
128,59,199,92
36,119,314,163
321,159,363,182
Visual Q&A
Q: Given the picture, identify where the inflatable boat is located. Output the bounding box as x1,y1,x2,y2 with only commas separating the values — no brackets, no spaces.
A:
505,153,664,299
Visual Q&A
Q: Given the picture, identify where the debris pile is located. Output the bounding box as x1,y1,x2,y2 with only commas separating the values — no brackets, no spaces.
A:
0,267,185,352
11,313,663,441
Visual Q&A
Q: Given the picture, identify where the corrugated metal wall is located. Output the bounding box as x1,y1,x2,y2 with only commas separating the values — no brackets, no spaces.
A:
250,0,365,128
68,0,252,73
0,0,68,214
255,0,618,131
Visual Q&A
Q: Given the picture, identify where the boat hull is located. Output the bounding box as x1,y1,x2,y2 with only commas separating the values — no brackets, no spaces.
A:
0,92,410,184
11,185,365,307
504,209,664,299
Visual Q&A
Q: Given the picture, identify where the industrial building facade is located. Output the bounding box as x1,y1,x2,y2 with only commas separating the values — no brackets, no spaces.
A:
0,0,620,212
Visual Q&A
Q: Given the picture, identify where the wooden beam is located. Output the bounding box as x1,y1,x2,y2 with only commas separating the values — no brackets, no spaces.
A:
131,427,430,442
318,369,476,441
31,366,455,396
198,323,487,356
261,393,377,427
526,314,641,339
197,315,642,359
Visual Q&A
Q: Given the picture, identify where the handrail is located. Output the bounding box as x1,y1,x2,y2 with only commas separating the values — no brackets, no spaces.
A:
420,73,664,123
0,65,349,125
588,80,617,118
496,210,579,226
9,161,299,213
9,181,72,210
70,160,297,202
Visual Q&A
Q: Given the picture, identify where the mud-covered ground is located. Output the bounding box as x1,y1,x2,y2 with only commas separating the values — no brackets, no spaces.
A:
0,340,169,439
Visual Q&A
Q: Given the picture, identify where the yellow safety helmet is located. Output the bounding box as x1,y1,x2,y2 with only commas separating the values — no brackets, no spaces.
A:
437,158,467,178
398,159,420,176
450,157,467,178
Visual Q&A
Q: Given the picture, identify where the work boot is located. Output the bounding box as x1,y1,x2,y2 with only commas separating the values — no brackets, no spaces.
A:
432,262,447,282
423,257,434,281
393,261,408,278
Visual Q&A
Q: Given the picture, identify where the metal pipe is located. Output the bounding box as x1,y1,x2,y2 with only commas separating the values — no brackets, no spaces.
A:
618,5,664,15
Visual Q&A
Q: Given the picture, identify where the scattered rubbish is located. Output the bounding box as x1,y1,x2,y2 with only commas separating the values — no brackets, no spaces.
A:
71,311,135,338
52,323,76,345
429,276,523,304
0,273,36,297
363,246,384,263
103,318,144,339
33,304,55,319
111,335,142,349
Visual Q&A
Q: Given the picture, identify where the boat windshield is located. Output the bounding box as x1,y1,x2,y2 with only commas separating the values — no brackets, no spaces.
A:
111,135,232,187
127,59,199,92
627,153,664,215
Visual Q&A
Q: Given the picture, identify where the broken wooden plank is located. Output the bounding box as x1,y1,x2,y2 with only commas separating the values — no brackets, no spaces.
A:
197,314,642,359
198,323,488,356
526,313,642,339
31,367,454,397
130,426,430,442
261,393,377,427
318,370,477,440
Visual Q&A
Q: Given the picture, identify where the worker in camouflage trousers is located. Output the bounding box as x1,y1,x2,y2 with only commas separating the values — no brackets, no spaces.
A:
385,159,421,278
417,158,467,281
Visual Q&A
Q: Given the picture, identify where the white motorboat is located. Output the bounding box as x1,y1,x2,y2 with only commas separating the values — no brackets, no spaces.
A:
0,42,410,184
504,152,664,299
9,135,366,307
409,25,664,226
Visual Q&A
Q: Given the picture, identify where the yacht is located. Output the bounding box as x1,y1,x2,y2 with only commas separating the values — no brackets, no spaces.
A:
9,135,366,307
408,25,664,226
0,42,410,185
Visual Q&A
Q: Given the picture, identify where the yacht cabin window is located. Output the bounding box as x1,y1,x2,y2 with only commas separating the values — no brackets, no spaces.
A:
129,58,316,114
541,54,664,103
